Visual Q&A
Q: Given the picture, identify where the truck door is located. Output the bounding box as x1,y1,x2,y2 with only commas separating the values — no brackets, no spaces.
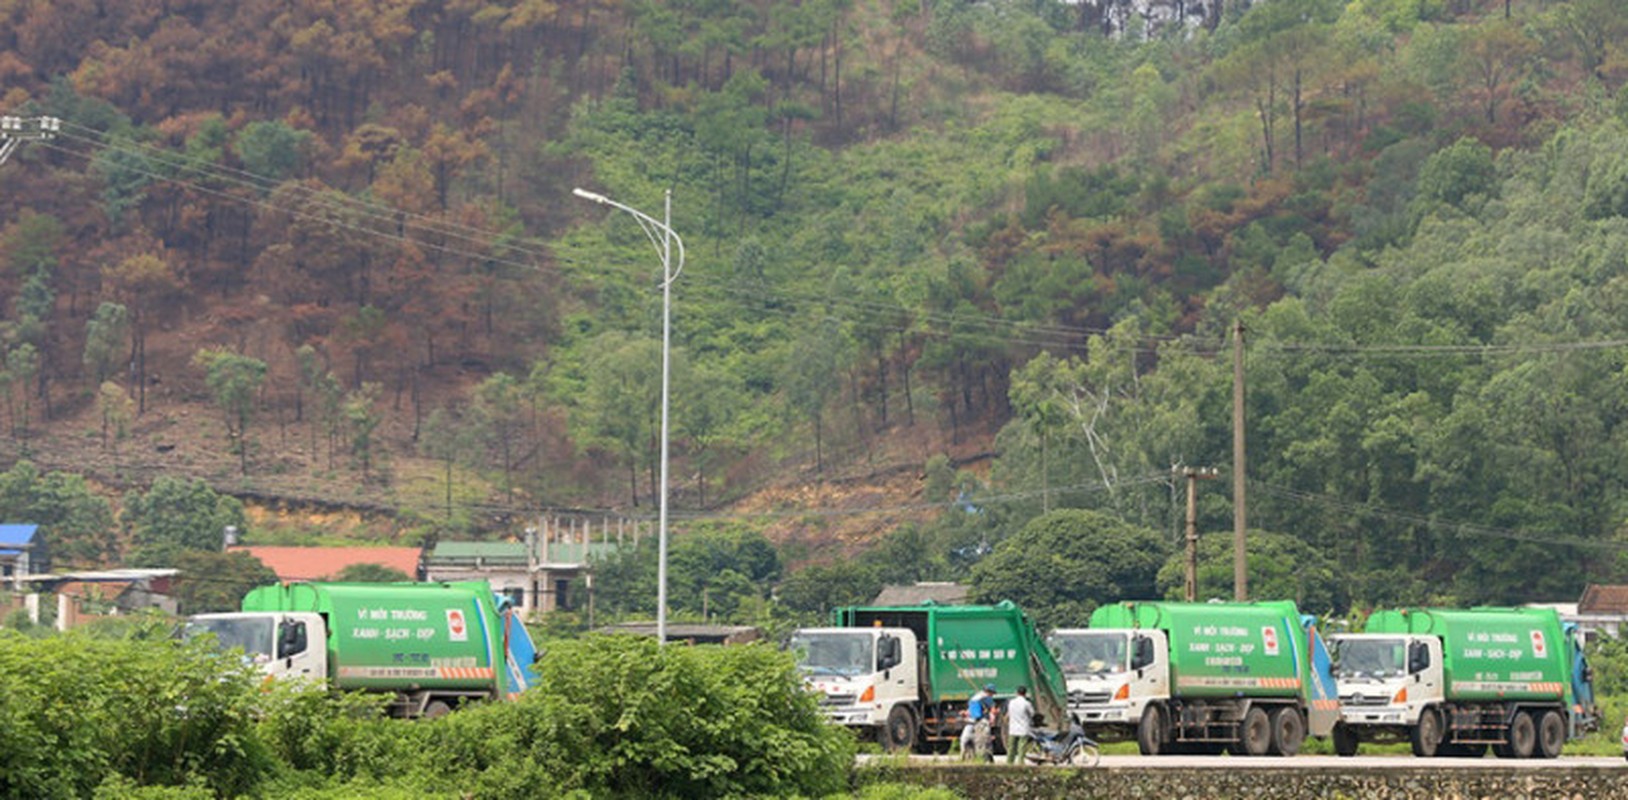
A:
276,614,326,680
1130,631,1168,699
1407,638,1442,702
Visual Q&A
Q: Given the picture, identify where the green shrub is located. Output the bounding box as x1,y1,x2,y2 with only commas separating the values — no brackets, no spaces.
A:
0,631,270,798
405,635,857,799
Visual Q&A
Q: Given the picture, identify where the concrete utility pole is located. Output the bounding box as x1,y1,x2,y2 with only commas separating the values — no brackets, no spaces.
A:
1180,466,1220,602
0,116,60,168
1232,319,1248,601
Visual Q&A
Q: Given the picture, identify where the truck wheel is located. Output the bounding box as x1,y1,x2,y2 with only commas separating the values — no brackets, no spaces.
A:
423,700,452,719
883,706,917,753
1410,707,1443,758
1239,707,1272,756
1332,722,1360,757
1535,710,1565,759
1137,706,1165,756
1268,708,1306,756
1494,711,1536,759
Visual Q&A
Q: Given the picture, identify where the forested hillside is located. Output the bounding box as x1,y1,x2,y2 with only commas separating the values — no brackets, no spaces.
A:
4,0,1628,613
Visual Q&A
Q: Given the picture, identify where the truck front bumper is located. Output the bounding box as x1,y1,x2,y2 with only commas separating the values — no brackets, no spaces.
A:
822,707,880,726
1073,704,1134,724
1339,704,1409,725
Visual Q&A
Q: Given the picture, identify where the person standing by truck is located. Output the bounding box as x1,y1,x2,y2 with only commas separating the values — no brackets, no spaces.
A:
961,684,995,759
1006,686,1035,764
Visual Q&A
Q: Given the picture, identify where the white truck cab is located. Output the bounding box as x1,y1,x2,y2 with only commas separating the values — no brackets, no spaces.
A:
1049,628,1168,729
186,611,328,682
1330,633,1443,753
790,627,919,738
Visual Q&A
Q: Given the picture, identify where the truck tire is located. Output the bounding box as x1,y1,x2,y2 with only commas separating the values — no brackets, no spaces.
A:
1410,707,1443,758
1494,711,1536,759
1332,722,1360,757
423,700,453,719
1268,707,1306,756
1535,710,1565,759
1239,707,1272,756
883,706,917,753
1137,706,1165,756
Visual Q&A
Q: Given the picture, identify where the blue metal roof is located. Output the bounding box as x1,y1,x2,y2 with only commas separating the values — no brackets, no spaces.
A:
0,523,39,551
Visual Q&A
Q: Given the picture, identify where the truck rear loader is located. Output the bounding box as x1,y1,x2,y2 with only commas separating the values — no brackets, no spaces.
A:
790,601,1068,753
1331,606,1596,758
1055,600,1339,756
187,581,539,717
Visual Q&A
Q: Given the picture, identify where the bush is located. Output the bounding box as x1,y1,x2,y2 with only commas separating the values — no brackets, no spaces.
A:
404,635,857,799
0,631,270,798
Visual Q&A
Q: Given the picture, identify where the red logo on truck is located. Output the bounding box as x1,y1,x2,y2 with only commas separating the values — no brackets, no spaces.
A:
1530,630,1546,658
1262,626,1280,656
447,609,468,642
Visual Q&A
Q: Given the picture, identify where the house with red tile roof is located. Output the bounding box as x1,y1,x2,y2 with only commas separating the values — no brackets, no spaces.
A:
230,546,423,582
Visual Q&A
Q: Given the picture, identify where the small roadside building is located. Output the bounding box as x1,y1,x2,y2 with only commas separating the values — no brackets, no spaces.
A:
0,524,42,590
422,536,619,615
14,568,179,630
1572,585,1628,641
230,546,424,582
599,622,764,645
871,581,970,606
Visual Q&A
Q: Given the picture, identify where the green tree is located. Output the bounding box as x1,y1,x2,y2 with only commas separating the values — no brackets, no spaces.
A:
0,461,117,569
333,562,412,582
420,406,475,520
232,120,310,182
96,381,133,454
5,344,38,441
345,382,384,481
82,302,130,387
676,363,742,507
173,550,277,614
1156,528,1349,613
782,317,847,474
192,348,267,476
777,561,882,618
125,477,248,567
969,509,1170,631
471,373,526,502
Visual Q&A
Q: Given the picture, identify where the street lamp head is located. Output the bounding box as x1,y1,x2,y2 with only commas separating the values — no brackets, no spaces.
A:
572,187,609,205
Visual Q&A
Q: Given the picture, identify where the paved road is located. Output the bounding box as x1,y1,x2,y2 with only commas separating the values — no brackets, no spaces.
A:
871,754,1627,769
1088,754,1627,769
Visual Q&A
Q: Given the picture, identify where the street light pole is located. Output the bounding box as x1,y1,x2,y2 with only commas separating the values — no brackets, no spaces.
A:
572,186,685,646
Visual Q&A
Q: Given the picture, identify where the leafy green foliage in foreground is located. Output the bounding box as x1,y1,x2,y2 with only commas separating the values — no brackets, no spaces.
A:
0,629,878,799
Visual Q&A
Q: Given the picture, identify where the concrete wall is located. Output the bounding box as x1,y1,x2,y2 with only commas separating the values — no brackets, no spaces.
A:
861,764,1628,799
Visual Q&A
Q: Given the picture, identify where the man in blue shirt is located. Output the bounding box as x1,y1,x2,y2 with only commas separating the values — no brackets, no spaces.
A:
960,684,997,760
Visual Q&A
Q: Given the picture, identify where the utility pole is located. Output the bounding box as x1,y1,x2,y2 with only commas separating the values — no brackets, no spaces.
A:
1180,466,1220,602
0,116,60,168
1232,319,1248,601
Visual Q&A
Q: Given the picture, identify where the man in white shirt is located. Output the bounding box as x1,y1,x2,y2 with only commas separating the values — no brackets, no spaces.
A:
1005,685,1035,764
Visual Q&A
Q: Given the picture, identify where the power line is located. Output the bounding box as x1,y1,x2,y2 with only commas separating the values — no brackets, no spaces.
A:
43,120,1206,356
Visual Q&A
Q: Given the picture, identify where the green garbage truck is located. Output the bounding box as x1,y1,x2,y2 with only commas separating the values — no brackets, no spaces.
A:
1330,606,1597,758
789,601,1068,753
186,581,539,717
1054,600,1340,756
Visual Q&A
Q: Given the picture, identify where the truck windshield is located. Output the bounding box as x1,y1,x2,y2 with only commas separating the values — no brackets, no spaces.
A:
1335,638,1406,680
1052,632,1129,676
790,632,874,677
185,617,275,661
